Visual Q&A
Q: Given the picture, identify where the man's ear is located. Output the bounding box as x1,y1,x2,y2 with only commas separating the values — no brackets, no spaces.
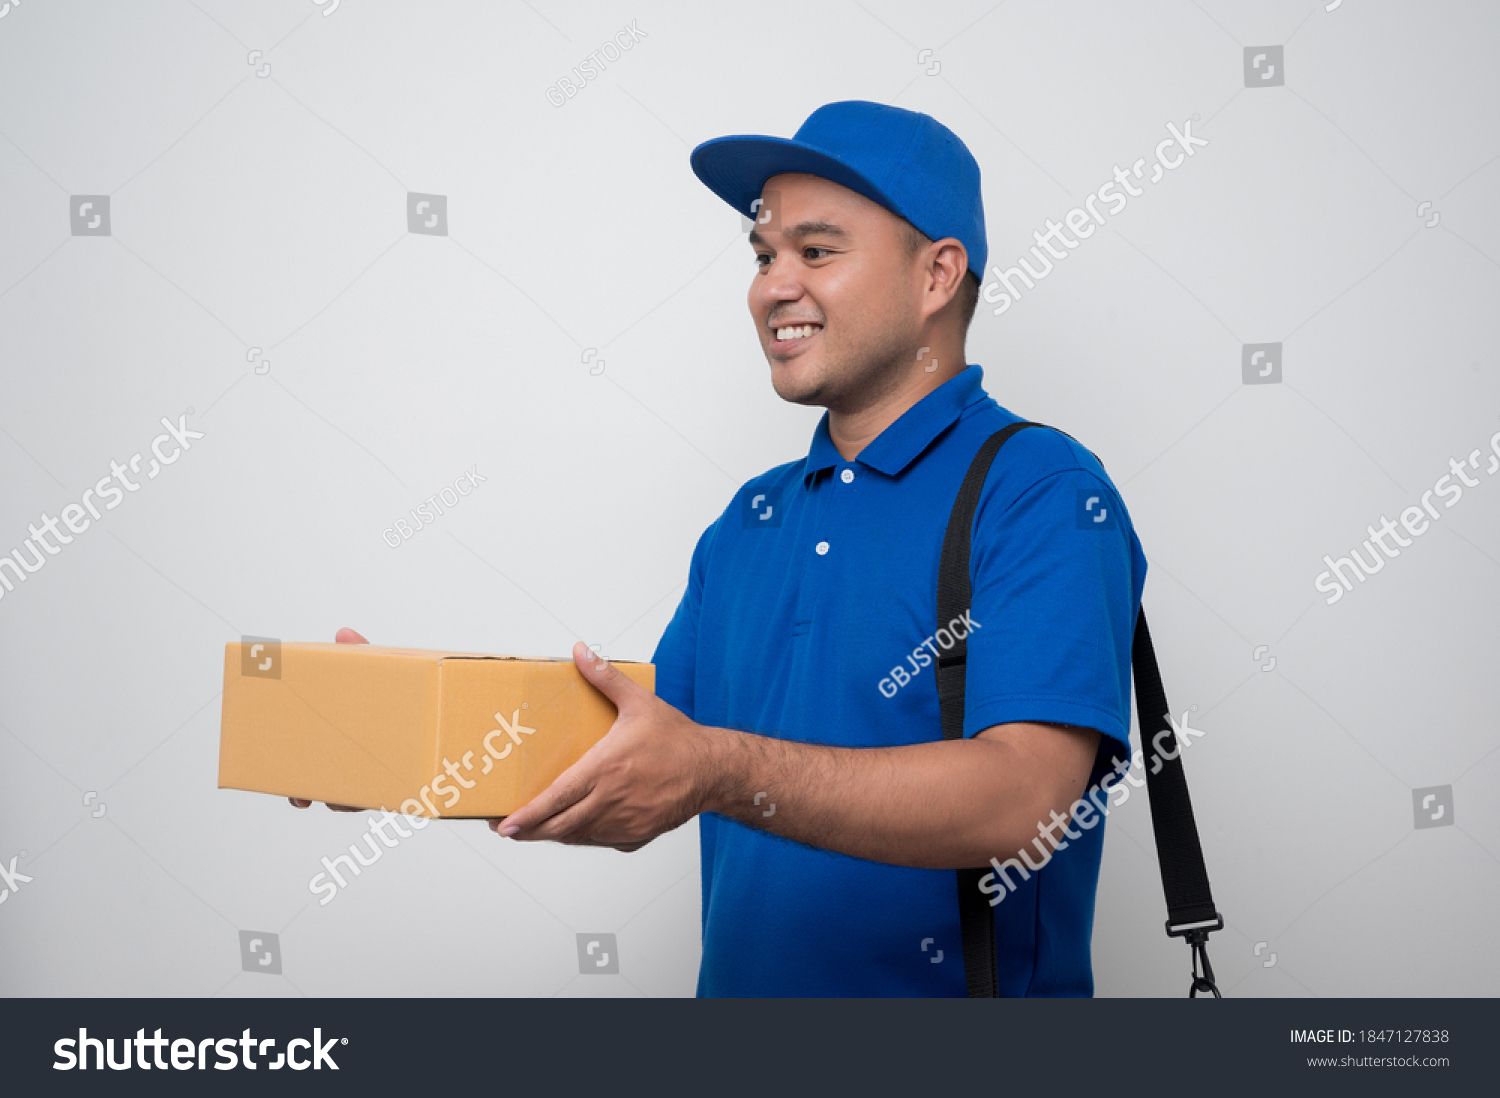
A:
933,240,968,297
923,239,969,322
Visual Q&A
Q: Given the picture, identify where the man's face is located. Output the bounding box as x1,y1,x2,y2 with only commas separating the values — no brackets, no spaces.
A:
747,173,925,411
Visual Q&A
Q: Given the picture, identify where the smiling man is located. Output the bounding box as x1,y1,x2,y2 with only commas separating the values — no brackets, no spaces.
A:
302,101,1146,996
484,101,1148,997
304,100,1146,996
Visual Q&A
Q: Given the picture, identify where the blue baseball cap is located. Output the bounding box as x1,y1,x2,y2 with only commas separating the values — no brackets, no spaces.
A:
690,100,987,280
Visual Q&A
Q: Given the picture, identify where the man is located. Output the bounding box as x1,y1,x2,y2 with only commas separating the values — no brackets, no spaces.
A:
301,101,1146,997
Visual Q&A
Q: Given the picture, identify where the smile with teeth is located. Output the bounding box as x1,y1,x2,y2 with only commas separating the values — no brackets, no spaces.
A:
774,324,822,342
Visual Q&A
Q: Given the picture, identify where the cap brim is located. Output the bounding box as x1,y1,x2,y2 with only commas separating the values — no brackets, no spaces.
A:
690,134,905,224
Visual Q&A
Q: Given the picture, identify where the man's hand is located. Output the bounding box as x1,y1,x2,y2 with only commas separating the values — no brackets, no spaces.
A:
288,627,369,813
487,643,722,852
479,642,1100,871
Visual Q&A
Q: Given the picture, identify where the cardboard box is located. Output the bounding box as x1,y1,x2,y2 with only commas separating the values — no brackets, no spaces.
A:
218,641,654,818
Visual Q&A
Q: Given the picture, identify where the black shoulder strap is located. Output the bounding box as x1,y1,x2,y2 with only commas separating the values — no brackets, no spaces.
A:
937,422,1223,998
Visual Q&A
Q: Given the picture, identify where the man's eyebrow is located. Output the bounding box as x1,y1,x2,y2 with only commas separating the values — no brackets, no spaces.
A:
748,220,850,249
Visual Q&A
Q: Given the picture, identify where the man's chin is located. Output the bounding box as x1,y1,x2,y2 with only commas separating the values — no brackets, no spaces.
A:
768,359,828,406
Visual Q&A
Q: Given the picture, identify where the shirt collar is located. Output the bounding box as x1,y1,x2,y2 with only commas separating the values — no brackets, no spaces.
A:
803,365,987,486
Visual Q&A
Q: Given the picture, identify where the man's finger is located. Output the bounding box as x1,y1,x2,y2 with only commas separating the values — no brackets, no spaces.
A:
335,627,369,644
571,641,646,711
497,765,595,837
289,798,311,808
513,794,605,844
487,815,640,850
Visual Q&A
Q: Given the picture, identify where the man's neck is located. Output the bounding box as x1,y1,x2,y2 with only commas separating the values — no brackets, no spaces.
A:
827,362,967,462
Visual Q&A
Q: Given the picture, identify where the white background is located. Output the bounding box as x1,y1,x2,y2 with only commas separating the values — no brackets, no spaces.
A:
1,0,1496,998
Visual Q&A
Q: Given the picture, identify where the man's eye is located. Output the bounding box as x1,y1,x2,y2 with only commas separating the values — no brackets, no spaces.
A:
804,247,830,260
754,254,771,268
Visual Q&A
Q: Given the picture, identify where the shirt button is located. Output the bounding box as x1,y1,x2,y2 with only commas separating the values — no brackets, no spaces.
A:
815,541,830,556
840,468,854,484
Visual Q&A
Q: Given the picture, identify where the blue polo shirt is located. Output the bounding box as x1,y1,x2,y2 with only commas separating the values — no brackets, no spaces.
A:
651,365,1146,997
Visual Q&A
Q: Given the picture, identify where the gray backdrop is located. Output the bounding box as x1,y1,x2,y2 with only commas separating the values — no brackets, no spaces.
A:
2,0,1496,998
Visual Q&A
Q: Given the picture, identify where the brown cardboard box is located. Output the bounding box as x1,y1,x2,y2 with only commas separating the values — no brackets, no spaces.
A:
217,641,654,818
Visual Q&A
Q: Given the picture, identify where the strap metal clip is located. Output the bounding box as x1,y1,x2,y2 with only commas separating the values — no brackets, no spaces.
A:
1165,916,1224,998
1164,914,1223,938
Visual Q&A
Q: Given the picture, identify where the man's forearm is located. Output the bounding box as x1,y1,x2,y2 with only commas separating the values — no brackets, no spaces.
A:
698,722,1097,870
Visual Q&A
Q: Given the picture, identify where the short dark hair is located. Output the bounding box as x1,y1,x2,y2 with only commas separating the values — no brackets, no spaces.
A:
898,220,981,336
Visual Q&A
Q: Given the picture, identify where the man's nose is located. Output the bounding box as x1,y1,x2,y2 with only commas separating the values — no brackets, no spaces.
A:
756,256,804,308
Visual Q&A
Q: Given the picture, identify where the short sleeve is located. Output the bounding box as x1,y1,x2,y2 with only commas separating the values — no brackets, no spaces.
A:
959,455,1141,759
650,518,719,722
